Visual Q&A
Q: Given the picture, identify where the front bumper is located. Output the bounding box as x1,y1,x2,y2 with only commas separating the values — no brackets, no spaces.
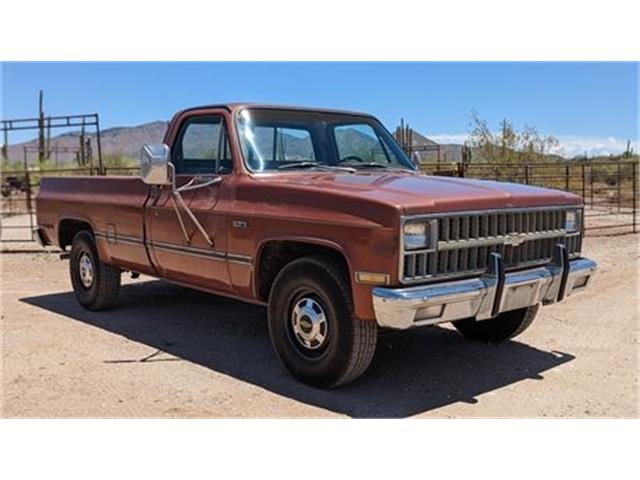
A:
372,244,597,330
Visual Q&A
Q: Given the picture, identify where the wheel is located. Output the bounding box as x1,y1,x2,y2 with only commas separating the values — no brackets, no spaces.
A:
69,230,121,311
268,255,377,388
452,305,539,342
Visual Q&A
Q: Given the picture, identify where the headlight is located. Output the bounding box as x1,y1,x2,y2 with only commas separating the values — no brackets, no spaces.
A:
565,209,581,233
404,222,430,250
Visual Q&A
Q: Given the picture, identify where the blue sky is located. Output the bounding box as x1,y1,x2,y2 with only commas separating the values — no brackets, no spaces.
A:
2,62,638,156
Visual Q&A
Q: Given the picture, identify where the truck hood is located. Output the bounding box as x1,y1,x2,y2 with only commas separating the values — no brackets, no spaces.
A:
241,171,582,229
252,171,581,214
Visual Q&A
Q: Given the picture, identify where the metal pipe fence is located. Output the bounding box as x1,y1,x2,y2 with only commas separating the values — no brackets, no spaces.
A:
419,160,638,233
1,166,139,243
2,159,637,244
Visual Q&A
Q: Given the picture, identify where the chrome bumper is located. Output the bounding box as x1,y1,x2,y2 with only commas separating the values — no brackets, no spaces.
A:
372,244,597,330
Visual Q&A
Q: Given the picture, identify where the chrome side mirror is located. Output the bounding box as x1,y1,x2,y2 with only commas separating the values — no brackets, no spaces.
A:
140,143,171,185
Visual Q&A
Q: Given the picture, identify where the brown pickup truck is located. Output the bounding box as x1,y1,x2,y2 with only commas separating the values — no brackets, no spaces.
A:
36,103,597,387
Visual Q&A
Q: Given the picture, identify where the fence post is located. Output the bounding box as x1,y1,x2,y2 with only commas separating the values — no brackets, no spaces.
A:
581,163,586,202
25,169,35,241
24,160,32,213
590,163,594,207
617,162,621,212
633,162,637,233
565,165,570,191
96,113,104,175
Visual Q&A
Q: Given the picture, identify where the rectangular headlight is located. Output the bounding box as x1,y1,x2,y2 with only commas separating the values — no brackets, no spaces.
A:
404,222,430,250
565,209,581,233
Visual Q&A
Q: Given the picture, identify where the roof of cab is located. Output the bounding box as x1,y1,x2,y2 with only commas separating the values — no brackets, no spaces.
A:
174,103,376,118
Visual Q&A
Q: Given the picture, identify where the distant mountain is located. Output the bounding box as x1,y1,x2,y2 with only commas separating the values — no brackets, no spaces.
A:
6,121,168,165
5,120,499,167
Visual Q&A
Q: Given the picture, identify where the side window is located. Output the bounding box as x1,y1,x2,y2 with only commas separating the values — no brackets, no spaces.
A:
174,115,232,175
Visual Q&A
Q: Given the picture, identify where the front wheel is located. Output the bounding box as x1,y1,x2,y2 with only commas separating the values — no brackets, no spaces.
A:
452,305,539,342
69,231,121,311
268,255,377,388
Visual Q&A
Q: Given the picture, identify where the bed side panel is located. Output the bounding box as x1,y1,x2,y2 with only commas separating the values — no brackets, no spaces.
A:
36,176,153,273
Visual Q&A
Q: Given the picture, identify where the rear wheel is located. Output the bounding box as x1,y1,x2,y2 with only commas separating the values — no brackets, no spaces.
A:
268,255,377,388
452,305,539,342
69,231,121,311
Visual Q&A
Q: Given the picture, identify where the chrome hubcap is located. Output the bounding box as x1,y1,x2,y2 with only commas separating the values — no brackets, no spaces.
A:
78,253,94,288
291,297,328,350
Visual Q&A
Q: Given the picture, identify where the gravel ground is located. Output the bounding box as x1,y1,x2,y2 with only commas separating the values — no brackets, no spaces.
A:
1,231,638,418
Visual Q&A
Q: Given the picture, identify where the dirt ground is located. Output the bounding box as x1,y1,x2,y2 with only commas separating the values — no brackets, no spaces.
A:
1,227,638,418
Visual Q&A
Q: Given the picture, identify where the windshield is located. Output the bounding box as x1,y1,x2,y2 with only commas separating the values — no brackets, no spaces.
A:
235,108,416,173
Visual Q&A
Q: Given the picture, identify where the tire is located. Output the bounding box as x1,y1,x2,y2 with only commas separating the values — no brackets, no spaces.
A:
452,304,539,342
268,255,377,388
69,230,121,311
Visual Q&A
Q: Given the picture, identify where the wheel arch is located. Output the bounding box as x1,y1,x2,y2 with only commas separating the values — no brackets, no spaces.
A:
254,236,353,303
58,215,96,250
57,215,112,263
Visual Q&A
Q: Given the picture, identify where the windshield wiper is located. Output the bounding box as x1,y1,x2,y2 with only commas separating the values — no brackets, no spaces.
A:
344,162,388,169
340,162,415,173
278,161,355,173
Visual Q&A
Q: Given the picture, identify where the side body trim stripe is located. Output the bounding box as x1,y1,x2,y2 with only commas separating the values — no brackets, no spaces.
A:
94,231,252,265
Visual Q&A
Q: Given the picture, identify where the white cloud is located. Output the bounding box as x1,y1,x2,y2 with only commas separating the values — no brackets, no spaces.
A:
429,134,470,145
427,133,638,158
549,136,638,158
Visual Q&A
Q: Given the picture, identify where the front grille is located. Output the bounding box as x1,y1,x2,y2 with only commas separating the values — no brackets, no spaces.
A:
402,207,582,283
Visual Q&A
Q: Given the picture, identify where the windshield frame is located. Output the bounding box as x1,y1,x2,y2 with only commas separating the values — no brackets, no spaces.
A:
234,107,417,174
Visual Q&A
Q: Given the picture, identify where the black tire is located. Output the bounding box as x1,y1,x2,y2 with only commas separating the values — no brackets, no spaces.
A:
268,255,377,388
69,230,121,311
452,304,539,342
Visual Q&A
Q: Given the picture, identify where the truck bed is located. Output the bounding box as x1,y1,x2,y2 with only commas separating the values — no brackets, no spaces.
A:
36,176,153,274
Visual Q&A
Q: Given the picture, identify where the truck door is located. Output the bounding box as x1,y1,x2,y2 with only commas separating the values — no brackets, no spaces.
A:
144,113,233,293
